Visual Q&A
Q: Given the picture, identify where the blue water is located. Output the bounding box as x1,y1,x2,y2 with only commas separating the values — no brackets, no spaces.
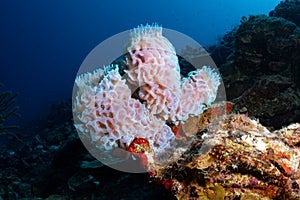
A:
0,0,281,131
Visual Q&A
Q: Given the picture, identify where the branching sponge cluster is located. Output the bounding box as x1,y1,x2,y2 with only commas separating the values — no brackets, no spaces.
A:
73,24,220,165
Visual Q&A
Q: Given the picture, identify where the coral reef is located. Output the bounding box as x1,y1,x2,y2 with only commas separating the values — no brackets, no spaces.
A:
152,111,300,199
72,24,220,169
271,0,300,26
3,2,300,199
0,83,19,135
233,75,300,128
1,100,299,199
215,14,300,129
270,0,300,89
235,15,298,77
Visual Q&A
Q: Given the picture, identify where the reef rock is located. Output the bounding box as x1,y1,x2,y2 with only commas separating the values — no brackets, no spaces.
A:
152,113,300,199
218,14,300,128
271,0,300,26
233,75,300,129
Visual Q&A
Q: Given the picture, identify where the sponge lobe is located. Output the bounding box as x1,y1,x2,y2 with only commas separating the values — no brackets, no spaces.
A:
126,24,181,121
73,66,176,155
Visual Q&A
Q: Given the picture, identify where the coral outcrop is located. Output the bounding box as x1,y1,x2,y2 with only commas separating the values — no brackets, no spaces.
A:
271,0,300,26
152,110,300,199
215,14,300,129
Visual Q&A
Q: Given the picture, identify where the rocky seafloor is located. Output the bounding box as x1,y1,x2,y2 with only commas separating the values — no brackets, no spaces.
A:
0,100,174,199
151,107,300,199
1,0,300,199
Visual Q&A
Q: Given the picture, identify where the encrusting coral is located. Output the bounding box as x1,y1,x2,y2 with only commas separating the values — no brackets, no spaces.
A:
72,24,221,168
152,107,300,199
0,83,19,135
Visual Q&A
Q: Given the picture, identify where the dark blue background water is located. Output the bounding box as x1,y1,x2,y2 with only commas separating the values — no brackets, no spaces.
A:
0,0,280,132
